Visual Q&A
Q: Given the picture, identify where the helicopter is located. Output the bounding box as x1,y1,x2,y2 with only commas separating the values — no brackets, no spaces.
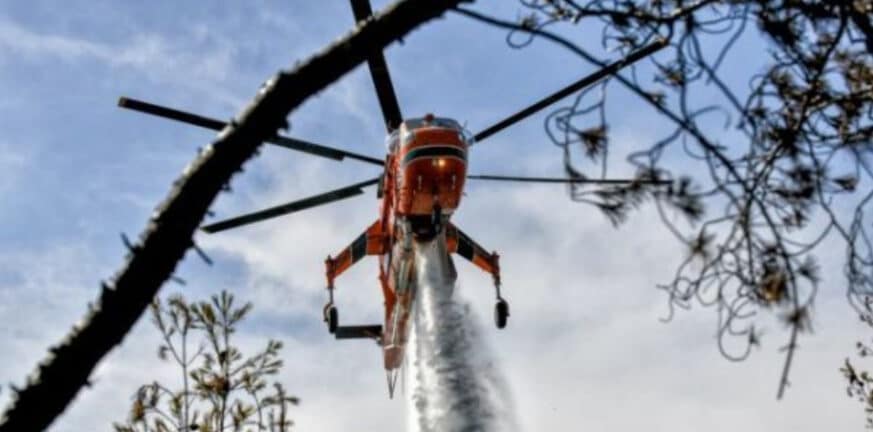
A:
118,0,667,398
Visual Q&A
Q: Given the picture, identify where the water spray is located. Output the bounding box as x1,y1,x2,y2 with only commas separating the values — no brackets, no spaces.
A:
406,238,518,432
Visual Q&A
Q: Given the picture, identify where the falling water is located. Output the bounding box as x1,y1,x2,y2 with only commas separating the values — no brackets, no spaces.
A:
406,238,518,432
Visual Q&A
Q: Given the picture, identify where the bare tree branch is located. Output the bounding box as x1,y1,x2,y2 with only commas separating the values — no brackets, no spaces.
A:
458,0,872,399
0,1,468,430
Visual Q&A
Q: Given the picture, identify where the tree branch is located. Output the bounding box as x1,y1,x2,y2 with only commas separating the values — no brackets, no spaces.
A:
0,1,468,430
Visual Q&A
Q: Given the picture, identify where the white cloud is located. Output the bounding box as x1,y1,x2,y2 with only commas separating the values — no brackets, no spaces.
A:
0,243,117,427
0,19,243,107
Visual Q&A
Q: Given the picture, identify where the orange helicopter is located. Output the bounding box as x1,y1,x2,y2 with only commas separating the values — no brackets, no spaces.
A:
119,0,667,398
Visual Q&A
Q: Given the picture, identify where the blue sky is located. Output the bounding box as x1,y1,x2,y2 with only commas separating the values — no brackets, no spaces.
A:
0,1,869,430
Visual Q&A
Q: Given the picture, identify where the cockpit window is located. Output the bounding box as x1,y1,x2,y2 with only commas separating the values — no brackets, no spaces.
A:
403,117,461,131
460,126,474,144
403,118,424,130
431,118,461,130
400,116,474,146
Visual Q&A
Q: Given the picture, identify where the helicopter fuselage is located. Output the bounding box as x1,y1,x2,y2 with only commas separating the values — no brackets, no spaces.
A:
324,115,502,396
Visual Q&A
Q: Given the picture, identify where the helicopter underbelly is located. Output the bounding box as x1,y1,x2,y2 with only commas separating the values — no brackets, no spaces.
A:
382,280,415,370
381,229,456,371
382,234,417,370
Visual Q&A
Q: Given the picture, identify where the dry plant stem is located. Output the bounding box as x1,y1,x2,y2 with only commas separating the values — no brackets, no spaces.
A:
0,1,468,430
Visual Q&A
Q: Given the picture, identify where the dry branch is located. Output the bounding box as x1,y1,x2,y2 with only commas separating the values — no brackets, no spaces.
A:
462,0,872,400
0,1,467,430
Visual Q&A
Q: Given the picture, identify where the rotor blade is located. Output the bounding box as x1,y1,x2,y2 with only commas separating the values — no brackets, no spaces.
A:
118,97,384,166
468,174,670,185
472,39,668,143
201,178,380,233
350,0,404,132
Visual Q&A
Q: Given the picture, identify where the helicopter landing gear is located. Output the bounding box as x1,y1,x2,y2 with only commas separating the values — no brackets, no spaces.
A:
494,299,509,329
494,282,509,329
325,305,339,334
324,285,338,334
